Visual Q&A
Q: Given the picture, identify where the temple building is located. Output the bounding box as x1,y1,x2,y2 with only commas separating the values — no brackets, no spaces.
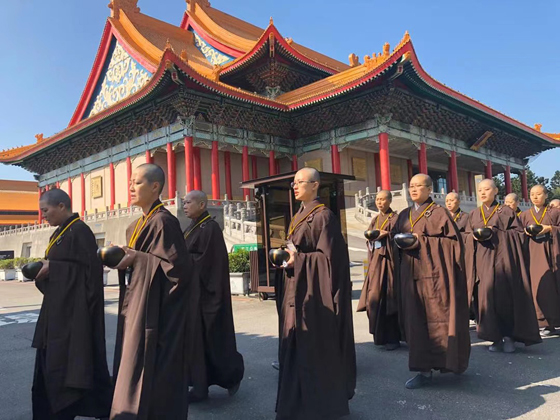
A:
0,180,38,229
0,0,559,254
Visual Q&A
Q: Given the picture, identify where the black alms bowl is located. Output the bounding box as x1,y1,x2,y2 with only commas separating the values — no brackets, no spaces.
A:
22,261,43,280
526,224,544,236
97,246,126,268
364,229,381,241
394,233,417,249
269,248,290,267
473,227,493,242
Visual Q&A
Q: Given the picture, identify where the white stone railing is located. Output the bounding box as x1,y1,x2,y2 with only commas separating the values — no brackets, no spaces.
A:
223,197,258,243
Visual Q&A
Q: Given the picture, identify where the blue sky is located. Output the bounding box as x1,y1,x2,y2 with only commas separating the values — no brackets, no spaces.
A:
0,0,558,181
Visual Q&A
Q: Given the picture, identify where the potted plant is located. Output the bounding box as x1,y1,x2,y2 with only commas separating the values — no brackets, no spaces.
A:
0,259,16,281
228,249,250,296
15,257,42,282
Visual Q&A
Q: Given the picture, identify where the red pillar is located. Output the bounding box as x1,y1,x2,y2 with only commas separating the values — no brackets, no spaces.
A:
504,165,512,194
38,188,42,224
467,171,473,196
55,181,60,189
418,143,428,174
291,155,298,172
521,169,528,201
211,141,220,199
242,146,250,199
449,151,459,192
145,150,153,164
331,145,341,174
224,151,232,200
252,155,259,178
193,148,202,190
407,159,413,182
485,160,493,179
184,136,194,193
80,173,86,217
109,162,115,210
378,132,391,190
373,153,381,189
275,159,280,175
166,143,176,202
67,177,72,204
126,156,132,207
269,151,276,176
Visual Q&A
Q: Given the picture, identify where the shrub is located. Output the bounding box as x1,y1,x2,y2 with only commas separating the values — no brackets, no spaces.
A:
14,257,29,269
0,259,15,270
228,249,250,273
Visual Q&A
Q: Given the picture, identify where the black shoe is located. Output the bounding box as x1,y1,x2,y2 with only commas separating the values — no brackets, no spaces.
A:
405,372,432,389
228,382,241,397
541,327,559,337
385,342,400,351
188,389,209,403
272,361,280,371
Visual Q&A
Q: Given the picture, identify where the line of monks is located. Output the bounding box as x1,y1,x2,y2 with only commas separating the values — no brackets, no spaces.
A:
359,174,560,391
28,164,560,420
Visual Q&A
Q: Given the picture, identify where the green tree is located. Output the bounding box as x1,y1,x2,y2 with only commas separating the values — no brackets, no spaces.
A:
550,170,560,199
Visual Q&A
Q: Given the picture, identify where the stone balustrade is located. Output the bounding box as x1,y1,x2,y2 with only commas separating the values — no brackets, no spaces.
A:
223,197,258,243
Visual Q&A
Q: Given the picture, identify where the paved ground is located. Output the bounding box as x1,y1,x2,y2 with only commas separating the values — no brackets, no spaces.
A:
2,266,560,420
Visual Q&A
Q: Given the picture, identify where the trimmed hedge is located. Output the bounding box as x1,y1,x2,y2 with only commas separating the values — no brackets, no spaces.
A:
228,249,250,273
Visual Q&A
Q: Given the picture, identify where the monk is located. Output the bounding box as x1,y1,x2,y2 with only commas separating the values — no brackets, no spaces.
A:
445,192,469,233
504,192,522,216
519,185,560,336
32,189,112,419
110,164,193,419
392,174,470,389
550,199,560,209
465,179,541,353
275,167,356,420
182,190,244,402
357,190,401,350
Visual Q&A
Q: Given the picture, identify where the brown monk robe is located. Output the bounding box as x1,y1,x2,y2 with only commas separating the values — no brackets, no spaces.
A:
392,174,470,389
519,185,560,335
182,191,244,402
276,168,356,420
32,189,112,420
357,190,401,350
111,164,193,419
465,179,541,354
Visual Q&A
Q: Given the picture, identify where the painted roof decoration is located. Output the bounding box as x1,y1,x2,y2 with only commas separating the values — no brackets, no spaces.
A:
0,0,558,165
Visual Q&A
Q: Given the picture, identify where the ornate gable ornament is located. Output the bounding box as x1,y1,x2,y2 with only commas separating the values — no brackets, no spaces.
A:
109,0,140,19
186,0,211,12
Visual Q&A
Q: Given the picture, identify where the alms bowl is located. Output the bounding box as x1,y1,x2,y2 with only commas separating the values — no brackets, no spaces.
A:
526,224,544,236
394,233,417,249
22,261,43,280
269,248,290,267
97,246,126,268
364,230,381,241
473,227,493,242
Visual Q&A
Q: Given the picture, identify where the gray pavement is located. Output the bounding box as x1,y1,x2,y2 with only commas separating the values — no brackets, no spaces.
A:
1,269,560,420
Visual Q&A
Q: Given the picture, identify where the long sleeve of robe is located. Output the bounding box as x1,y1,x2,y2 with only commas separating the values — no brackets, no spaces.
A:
465,204,541,345
276,201,356,420
357,210,401,344
32,216,112,418
184,212,244,394
519,207,560,328
111,204,194,420
391,199,470,374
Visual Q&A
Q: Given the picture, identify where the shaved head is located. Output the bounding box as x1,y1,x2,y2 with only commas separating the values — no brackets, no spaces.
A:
550,199,560,209
297,167,320,183
505,193,519,203
377,190,392,201
137,163,165,194
410,173,433,189
186,190,208,207
40,188,72,211
445,192,460,213
530,184,547,194
446,192,459,201
479,178,497,189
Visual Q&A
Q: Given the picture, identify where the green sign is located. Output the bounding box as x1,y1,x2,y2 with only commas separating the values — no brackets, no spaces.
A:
231,243,259,253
